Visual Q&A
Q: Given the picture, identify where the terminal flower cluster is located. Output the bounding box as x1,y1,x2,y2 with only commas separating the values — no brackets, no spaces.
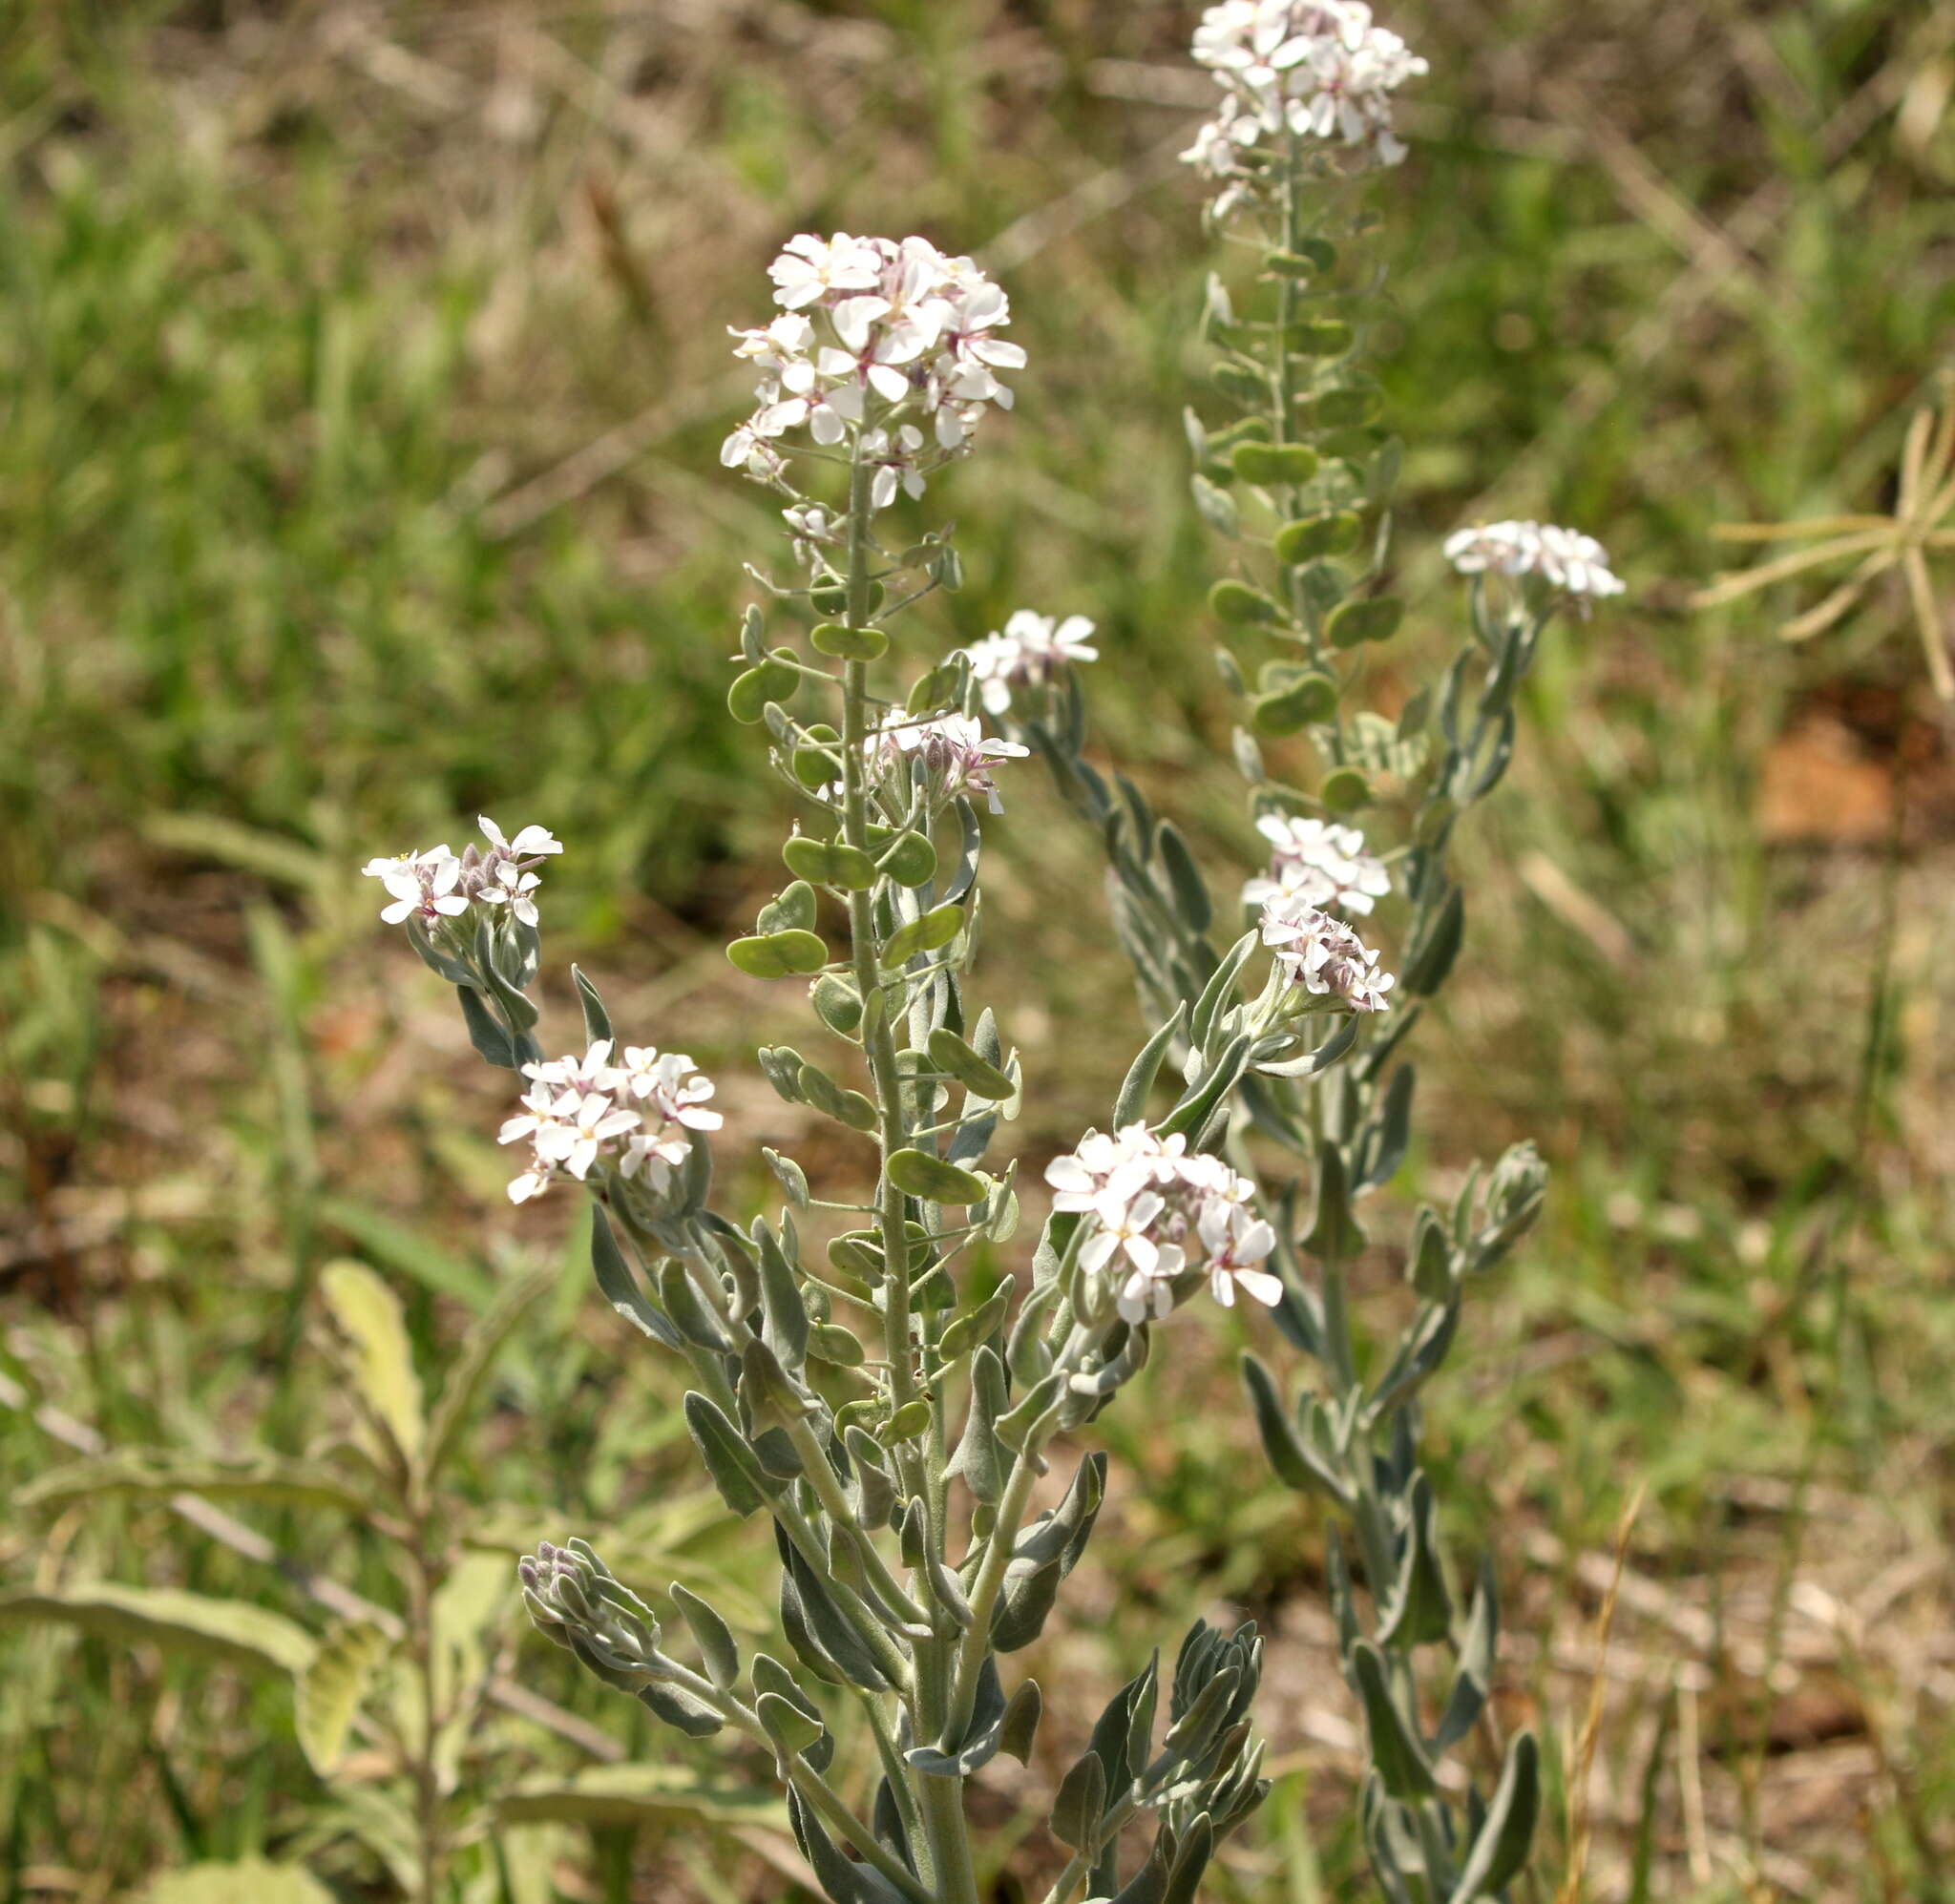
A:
498,1037,721,1204
1243,813,1390,914
1182,0,1429,211
958,610,1101,715
1046,1124,1283,1322
720,233,1024,500
873,709,1029,814
1260,890,1396,1012
362,819,563,929
1442,520,1627,612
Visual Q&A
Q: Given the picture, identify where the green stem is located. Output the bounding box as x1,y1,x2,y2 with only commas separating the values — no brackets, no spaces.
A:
836,442,979,1904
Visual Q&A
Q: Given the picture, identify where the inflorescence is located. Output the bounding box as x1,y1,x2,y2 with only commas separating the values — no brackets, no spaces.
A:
721,233,1024,511
1182,1,1430,214
1045,1124,1282,1323
1443,519,1627,613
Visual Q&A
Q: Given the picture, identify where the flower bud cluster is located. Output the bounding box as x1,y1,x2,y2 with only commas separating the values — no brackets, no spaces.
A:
872,709,1029,815
1259,891,1396,1012
1242,813,1390,914
957,610,1100,716
362,818,563,929
720,233,1024,504
1046,1124,1282,1323
498,1037,721,1204
1182,1,1429,212
519,1539,664,1684
1443,520,1627,612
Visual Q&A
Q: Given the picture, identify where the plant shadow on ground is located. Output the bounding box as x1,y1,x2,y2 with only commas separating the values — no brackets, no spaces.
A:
1,2,1952,1900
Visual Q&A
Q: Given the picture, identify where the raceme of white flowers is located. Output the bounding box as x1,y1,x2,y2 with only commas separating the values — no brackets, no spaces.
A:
720,233,1024,506
957,610,1101,715
1242,813,1390,914
1044,1124,1282,1323
1182,0,1430,211
498,1038,722,1205
1442,519,1628,611
1260,891,1396,1013
362,818,564,929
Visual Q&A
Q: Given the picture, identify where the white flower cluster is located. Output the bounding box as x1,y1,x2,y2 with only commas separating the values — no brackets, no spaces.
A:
1260,891,1396,1012
958,611,1100,716
1442,521,1626,612
363,819,563,929
1181,1,1428,212
873,710,1029,815
721,234,1024,507
499,1039,722,1205
1243,813,1390,914
1045,1125,1282,1323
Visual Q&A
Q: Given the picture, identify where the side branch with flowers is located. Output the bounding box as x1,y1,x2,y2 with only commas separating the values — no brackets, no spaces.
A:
980,6,1626,1898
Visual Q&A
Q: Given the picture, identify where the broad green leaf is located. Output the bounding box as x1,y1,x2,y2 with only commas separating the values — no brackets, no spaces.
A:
1351,1642,1437,1800
1447,1731,1541,1902
1050,1750,1106,1851
320,1260,424,1460
423,1268,555,1481
295,1621,389,1776
0,1583,314,1676
16,1452,369,1517
143,1860,334,1904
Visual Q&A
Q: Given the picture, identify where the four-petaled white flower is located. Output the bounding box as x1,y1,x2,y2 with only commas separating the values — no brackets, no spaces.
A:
364,846,469,925
1182,1,1428,211
1243,814,1391,915
1260,892,1396,1012
722,234,1022,510
1442,520,1626,614
958,611,1101,715
1199,1203,1284,1309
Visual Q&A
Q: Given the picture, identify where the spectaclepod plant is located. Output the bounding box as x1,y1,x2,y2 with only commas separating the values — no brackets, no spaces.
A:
998,7,1623,1899
364,10,1624,1902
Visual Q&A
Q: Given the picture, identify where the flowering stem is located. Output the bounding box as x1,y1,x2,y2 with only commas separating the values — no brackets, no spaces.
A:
835,440,980,1904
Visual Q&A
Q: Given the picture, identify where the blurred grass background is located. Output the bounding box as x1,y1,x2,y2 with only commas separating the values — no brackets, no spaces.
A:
2,1,1953,1899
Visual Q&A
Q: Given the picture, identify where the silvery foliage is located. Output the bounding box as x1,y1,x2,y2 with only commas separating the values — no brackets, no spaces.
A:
989,10,1621,1899
367,232,1326,1904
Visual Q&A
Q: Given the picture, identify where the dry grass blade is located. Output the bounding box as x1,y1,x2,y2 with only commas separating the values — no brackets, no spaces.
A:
1557,1485,1647,1904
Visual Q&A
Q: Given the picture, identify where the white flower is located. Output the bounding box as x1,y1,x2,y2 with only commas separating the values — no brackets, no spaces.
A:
478,860,542,927
1199,1203,1284,1309
1182,1,1427,210
1243,814,1390,915
725,235,1022,505
873,710,1029,814
768,232,885,309
498,1041,644,1203
958,611,1100,715
610,1046,723,1193
1047,1125,1272,1322
1260,892,1396,1012
478,817,563,859
1442,520,1626,614
363,846,469,926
